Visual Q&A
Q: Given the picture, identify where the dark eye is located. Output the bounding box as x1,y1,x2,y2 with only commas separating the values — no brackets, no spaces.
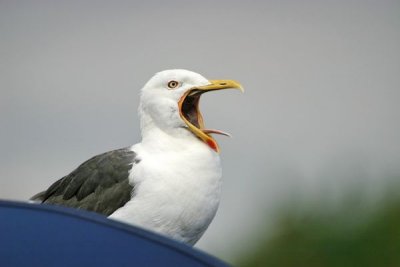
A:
167,80,179,89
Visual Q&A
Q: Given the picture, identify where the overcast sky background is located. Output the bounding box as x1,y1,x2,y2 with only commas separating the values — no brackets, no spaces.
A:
1,0,399,262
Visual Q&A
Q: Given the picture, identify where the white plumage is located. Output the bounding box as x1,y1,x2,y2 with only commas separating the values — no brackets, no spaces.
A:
111,70,223,244
33,69,242,245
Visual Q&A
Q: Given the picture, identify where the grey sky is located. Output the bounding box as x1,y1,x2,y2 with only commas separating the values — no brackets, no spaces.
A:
1,0,399,262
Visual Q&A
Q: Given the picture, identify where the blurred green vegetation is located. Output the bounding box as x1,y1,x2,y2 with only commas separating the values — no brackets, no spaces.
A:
236,190,400,267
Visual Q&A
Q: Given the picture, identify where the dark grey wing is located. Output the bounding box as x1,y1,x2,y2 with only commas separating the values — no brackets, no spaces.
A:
31,148,137,216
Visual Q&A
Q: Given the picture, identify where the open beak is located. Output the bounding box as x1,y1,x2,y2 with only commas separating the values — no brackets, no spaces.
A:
178,80,243,153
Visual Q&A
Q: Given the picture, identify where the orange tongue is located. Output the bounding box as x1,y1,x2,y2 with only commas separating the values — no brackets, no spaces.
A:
202,129,232,137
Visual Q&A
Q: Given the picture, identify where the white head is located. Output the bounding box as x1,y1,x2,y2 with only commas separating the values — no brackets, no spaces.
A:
139,69,243,153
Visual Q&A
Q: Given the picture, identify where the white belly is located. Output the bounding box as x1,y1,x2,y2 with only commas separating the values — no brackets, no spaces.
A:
109,142,222,245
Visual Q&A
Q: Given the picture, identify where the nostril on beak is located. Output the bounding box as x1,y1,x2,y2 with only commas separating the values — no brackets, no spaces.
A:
220,83,227,86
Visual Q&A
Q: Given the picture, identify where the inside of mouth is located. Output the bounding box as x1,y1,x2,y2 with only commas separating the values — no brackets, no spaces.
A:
181,93,201,129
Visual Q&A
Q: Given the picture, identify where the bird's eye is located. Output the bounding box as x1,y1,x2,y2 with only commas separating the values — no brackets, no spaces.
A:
167,80,179,89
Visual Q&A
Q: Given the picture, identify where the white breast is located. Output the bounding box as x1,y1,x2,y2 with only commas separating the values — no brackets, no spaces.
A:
109,133,222,245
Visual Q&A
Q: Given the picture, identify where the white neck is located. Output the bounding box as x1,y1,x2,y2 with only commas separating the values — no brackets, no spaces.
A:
138,103,209,154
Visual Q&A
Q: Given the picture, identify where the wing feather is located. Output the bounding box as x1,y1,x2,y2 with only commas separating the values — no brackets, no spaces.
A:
31,148,136,216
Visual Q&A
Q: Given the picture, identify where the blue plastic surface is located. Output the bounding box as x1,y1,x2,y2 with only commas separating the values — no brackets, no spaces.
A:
0,200,229,267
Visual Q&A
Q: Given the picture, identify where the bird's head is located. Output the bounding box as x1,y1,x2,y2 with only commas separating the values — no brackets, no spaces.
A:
139,69,243,153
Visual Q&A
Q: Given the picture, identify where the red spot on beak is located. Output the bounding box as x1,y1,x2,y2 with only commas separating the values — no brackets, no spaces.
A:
206,139,218,152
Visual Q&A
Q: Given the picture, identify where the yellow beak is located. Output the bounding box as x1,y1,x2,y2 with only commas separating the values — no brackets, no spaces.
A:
178,79,243,153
